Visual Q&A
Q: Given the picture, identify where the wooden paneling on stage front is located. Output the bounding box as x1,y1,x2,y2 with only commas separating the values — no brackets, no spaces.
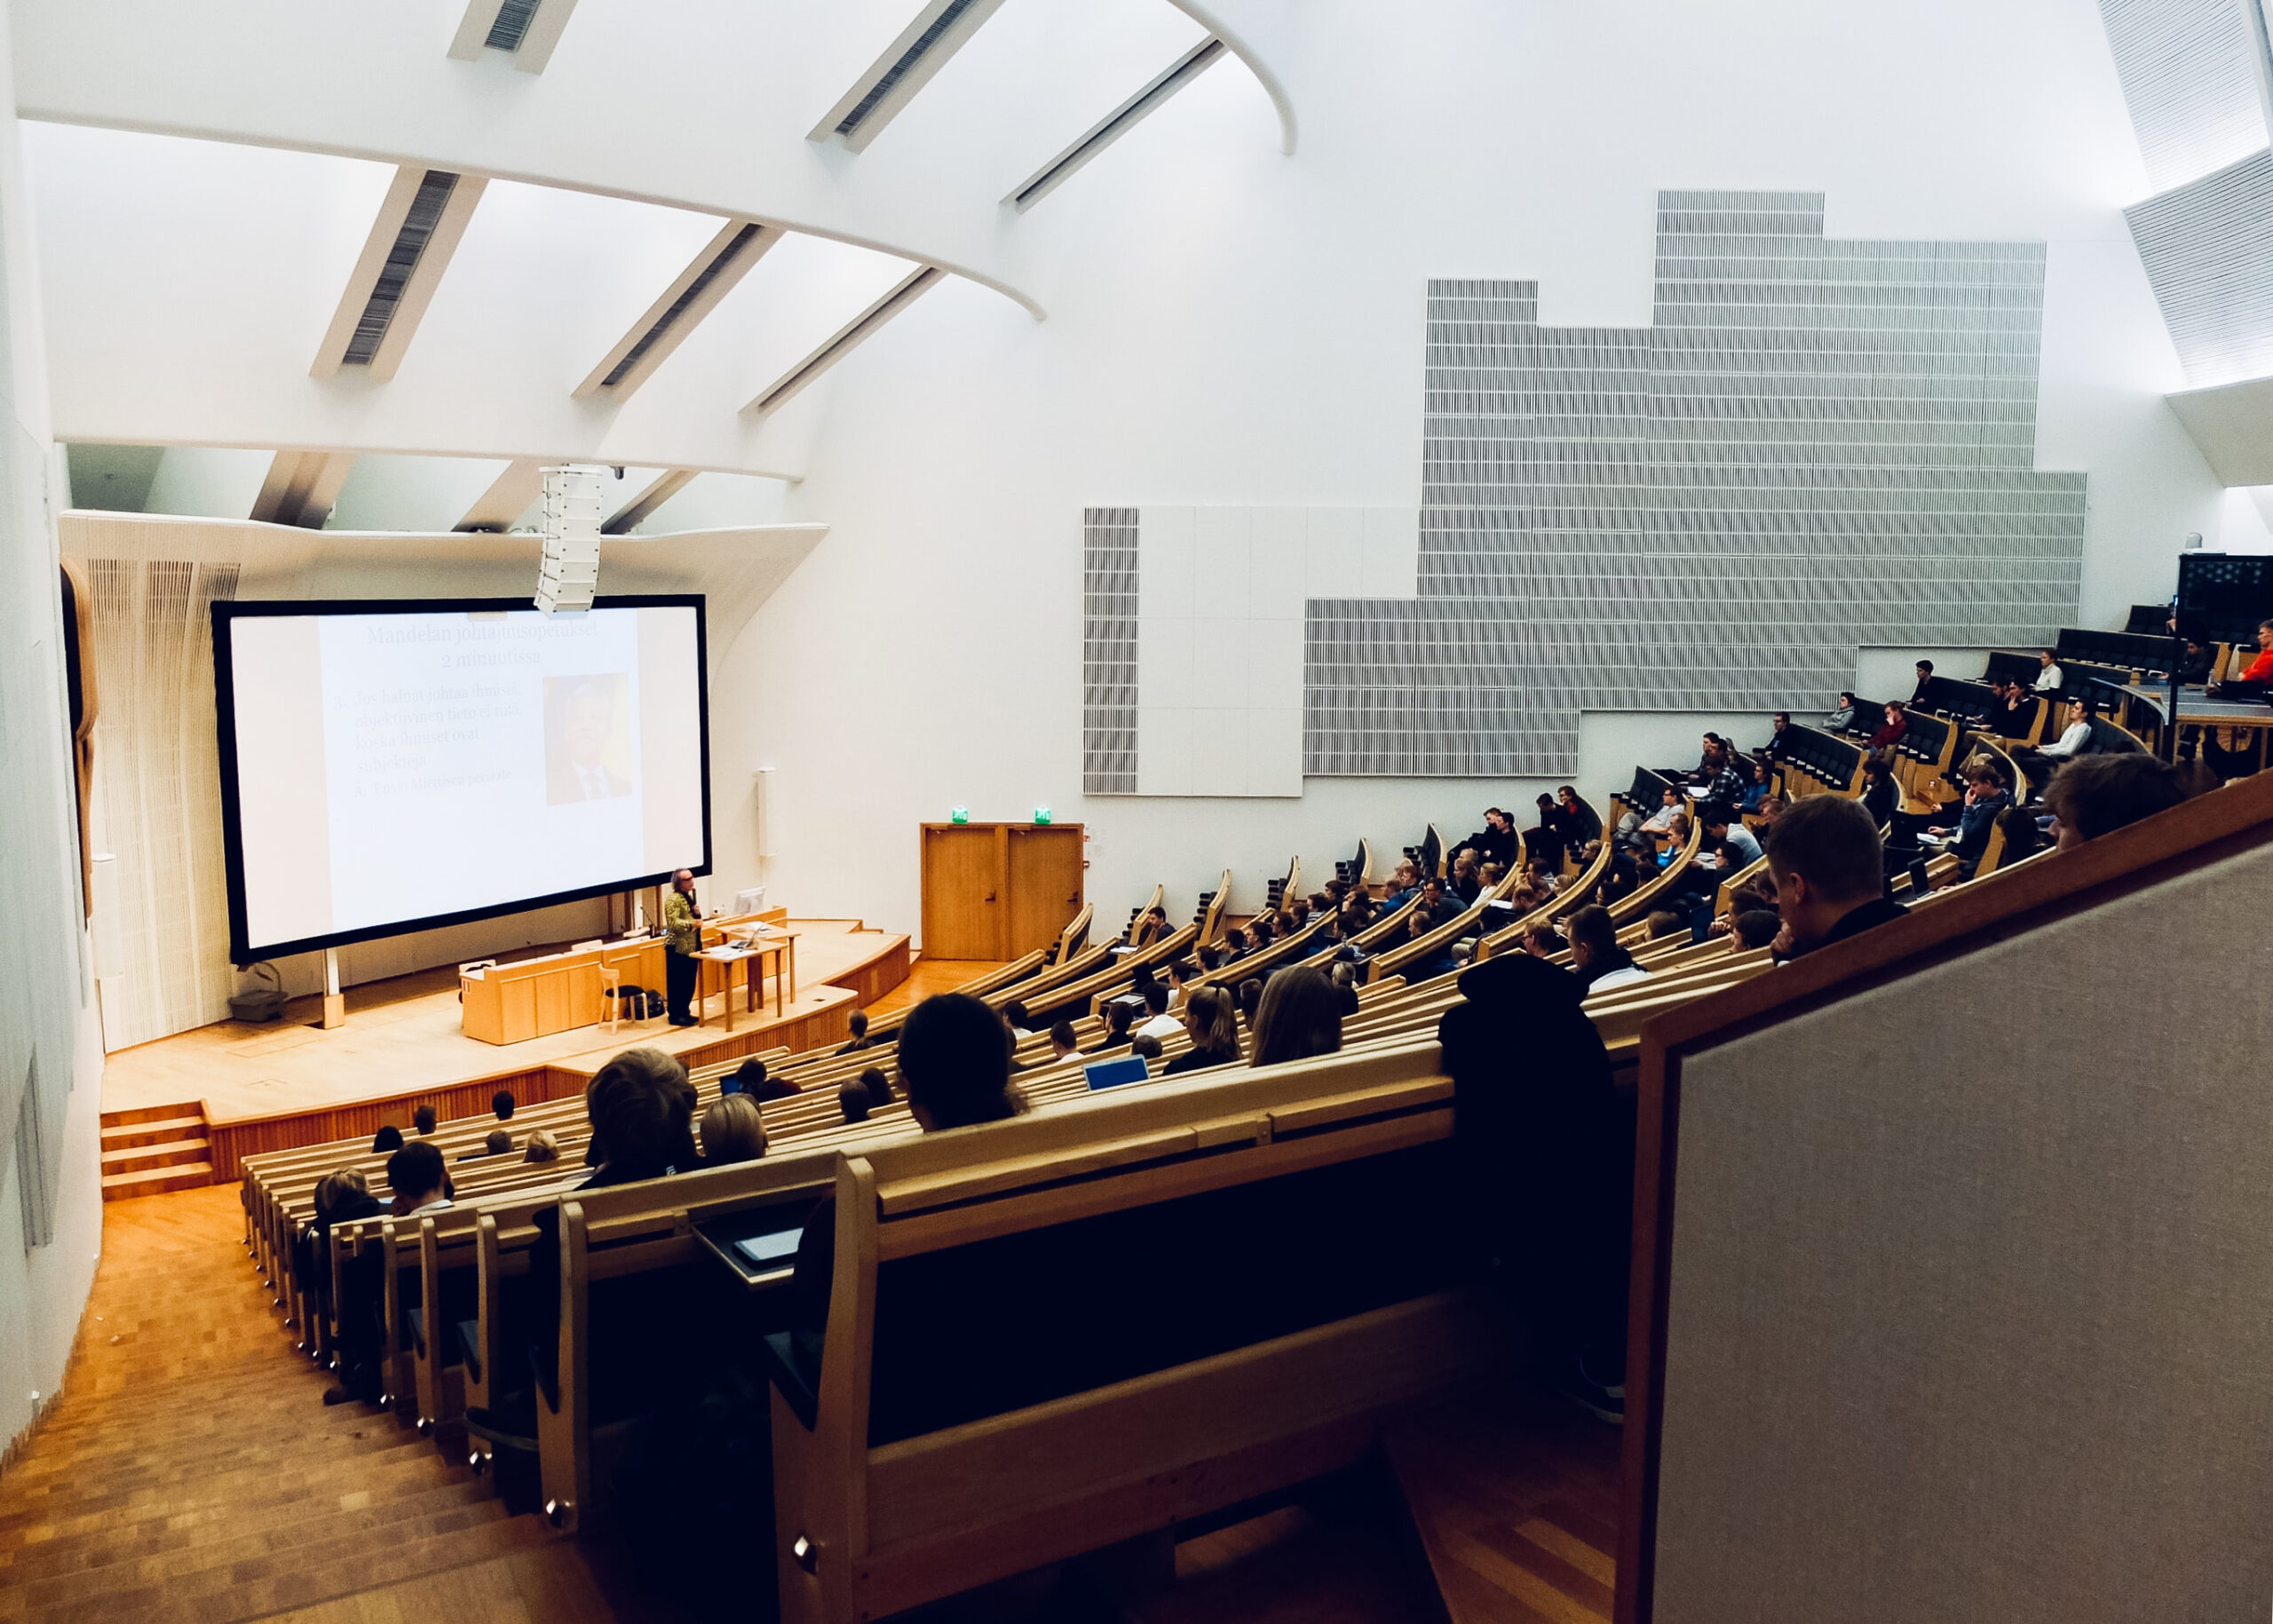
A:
103,920,907,1180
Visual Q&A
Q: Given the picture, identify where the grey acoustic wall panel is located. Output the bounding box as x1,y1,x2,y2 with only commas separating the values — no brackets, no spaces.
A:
2127,148,2273,388
1084,192,2087,790
1081,507,1138,794
2095,0,2267,194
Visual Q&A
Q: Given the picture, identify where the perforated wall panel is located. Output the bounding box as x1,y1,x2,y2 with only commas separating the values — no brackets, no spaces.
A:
2126,149,2273,389
2096,0,2267,194
1081,508,1139,793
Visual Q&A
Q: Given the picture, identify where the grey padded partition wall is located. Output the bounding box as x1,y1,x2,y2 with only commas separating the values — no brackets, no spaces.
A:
1083,191,2087,793
1652,840,2273,1622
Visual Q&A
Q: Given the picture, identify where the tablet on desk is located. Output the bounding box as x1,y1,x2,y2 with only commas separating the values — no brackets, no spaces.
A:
734,1228,803,1269
1085,1055,1150,1090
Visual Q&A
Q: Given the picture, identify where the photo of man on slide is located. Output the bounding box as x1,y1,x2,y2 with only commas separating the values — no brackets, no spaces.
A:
543,675,633,804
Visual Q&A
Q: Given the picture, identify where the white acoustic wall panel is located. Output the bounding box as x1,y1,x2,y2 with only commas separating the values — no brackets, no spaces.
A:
2095,0,2268,194
2126,149,2273,389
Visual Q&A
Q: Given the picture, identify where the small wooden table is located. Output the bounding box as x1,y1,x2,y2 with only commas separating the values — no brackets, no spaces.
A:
695,933,796,1032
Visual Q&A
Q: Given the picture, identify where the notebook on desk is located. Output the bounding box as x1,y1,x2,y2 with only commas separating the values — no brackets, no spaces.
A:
733,1228,803,1268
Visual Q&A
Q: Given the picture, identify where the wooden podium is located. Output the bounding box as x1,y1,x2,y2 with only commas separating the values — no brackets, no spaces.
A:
459,938,665,1046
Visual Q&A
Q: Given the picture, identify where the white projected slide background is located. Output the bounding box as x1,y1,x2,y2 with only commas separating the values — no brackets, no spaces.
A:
222,602,705,955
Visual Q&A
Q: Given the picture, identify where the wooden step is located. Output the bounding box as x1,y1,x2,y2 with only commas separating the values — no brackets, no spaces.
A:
98,1100,205,1129
99,1161,218,1200
100,1114,205,1150
101,1137,211,1174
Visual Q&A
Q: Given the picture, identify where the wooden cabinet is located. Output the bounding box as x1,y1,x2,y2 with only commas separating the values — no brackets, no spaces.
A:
920,822,1083,961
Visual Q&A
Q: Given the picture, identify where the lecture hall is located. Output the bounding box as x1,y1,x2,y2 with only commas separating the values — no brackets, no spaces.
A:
6,4,2273,1621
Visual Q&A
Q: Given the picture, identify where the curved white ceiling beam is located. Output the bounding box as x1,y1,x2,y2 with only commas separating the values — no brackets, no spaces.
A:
1161,0,1298,154
11,0,1049,318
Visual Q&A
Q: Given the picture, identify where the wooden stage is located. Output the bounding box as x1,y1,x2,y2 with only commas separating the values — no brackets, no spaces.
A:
100,920,909,1180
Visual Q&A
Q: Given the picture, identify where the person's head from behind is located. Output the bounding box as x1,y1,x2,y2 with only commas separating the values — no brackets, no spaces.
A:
1182,984,1239,1058
1103,1000,1135,1039
1142,981,1169,1016
1535,792,1556,816
1130,1033,1163,1060
1699,804,1735,839
385,1141,447,1208
1994,803,2044,860
1002,1000,1030,1032
1238,977,1264,1026
859,1065,894,1105
1249,966,1343,1068
484,1129,512,1157
700,1093,767,1167
1862,757,1888,789
1169,958,1198,991
412,1105,437,1137
492,1089,516,1121
371,1125,404,1154
1731,909,1781,949
1764,794,1885,949
524,1129,559,1164
2041,754,2188,850
898,993,1021,1132
314,1167,368,1223
585,1046,693,1181
847,1009,868,1040
837,1082,873,1124
1646,909,1683,940
1522,922,1561,958
1565,904,1620,970
1049,1020,1079,1060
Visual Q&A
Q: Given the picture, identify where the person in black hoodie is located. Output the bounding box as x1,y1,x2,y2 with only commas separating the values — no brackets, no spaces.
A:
1438,952,1633,1423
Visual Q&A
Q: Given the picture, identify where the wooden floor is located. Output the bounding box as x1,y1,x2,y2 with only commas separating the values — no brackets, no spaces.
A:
100,921,901,1121
0,1189,1621,1624
863,957,1007,1019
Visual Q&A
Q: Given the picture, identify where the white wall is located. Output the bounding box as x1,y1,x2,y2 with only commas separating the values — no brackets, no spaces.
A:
0,0,104,1465
706,0,2244,942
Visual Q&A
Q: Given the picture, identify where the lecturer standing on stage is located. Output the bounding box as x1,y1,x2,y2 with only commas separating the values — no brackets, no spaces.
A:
663,868,701,1026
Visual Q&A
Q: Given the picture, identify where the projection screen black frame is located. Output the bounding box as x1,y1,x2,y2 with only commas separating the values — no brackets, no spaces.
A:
211,594,712,966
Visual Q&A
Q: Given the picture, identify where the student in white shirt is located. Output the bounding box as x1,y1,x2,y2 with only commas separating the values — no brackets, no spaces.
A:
1133,981,1183,1042
2038,695,2095,760
2033,649,2063,693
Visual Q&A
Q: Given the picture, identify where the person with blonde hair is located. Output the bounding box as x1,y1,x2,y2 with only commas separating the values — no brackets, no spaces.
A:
522,1129,559,1163
1165,984,1240,1075
697,1092,767,1168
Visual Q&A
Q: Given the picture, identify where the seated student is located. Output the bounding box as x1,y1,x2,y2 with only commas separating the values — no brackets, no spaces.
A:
1129,1033,1164,1061
1682,733,1727,785
1526,793,1566,871
1730,908,1782,948
2178,638,2217,685
2041,752,2190,850
1654,812,1692,865
1129,905,1171,947
1565,904,1647,995
1237,978,1264,1030
1449,851,1483,905
1249,966,1344,1067
1645,909,1685,941
859,1065,896,1105
792,994,1026,1329
1399,903,1459,982
2034,647,2064,693
1992,678,2037,737
1330,960,1366,1014
1285,896,1314,931
1165,984,1241,1074
837,1083,873,1125
1087,1000,1137,1053
1859,756,1898,828
412,1105,438,1137
1048,1021,1080,1063
1641,783,1683,839
297,1167,380,1358
696,1093,767,1168
1922,757,2011,875
1868,701,1909,751
1992,802,2046,866
1247,915,1274,949
324,1141,455,1407
1469,806,1519,869
1133,981,1181,1042
2229,618,2273,685
1738,754,1775,812
1755,792,1786,829
1002,1001,1034,1038
1763,794,1904,958
834,1010,872,1054
370,1125,404,1155
458,1129,513,1161
1380,858,1422,912
1826,691,1858,732
1412,875,1458,928
726,1056,800,1103
523,1129,559,1164
492,1089,517,1123
1910,660,1935,705
2037,694,2096,762
1556,785,1603,849
1762,711,1795,760
1438,951,1632,1419
315,1166,389,1408
1699,803,1762,867
1522,920,1567,957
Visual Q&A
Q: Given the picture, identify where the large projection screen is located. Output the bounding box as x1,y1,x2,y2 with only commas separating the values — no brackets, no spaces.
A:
212,595,710,963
